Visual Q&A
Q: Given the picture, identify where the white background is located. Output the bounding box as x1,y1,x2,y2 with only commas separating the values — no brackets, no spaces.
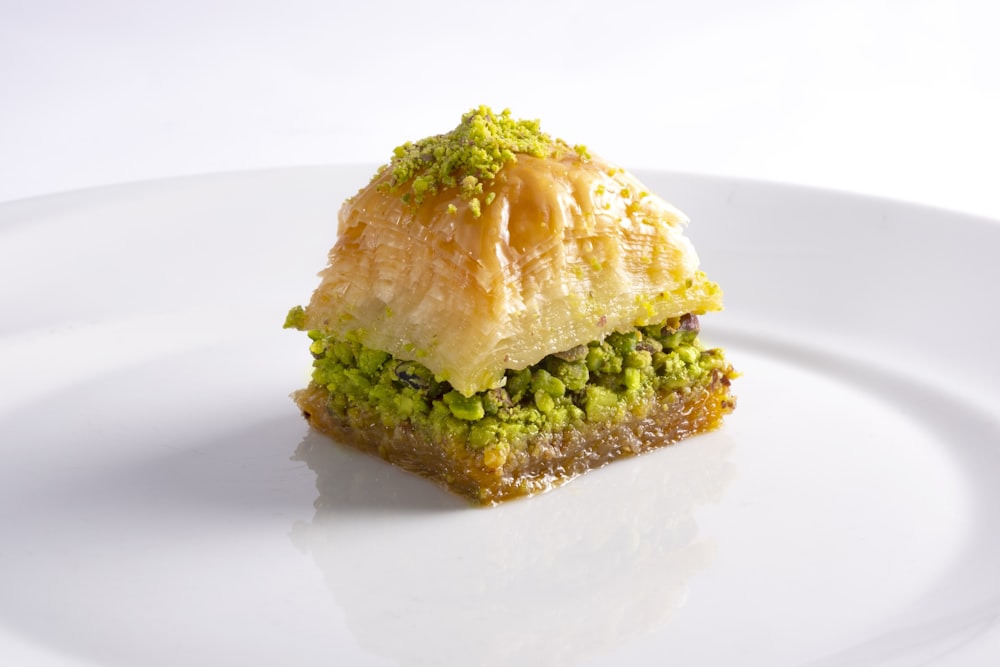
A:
2,0,999,218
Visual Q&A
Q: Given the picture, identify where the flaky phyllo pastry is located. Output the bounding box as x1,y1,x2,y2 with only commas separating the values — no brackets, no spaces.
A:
285,106,737,504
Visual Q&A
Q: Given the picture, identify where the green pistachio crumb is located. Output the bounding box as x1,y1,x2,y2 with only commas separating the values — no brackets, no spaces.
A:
376,105,557,212
444,391,486,421
284,305,306,330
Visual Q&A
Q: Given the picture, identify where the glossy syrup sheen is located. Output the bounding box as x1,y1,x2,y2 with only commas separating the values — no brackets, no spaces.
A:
304,152,722,396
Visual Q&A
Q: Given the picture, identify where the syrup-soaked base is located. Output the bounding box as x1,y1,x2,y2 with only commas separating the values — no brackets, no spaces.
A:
293,367,737,505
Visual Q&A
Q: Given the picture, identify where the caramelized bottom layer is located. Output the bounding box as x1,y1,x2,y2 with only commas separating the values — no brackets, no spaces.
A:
294,366,736,505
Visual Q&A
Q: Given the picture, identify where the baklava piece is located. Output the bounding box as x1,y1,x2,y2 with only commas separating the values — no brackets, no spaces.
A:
285,106,737,504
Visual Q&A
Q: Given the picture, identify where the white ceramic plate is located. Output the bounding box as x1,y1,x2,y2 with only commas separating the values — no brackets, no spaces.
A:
2,167,999,666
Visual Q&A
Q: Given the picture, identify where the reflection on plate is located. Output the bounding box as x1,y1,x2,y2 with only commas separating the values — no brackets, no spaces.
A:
1,167,999,666
290,428,733,667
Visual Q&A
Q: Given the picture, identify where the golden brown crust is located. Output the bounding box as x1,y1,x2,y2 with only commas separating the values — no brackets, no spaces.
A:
293,367,737,505
301,152,722,396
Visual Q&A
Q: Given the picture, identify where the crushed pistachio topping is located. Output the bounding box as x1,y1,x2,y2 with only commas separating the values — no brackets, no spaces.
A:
284,305,306,330
376,105,557,217
294,314,731,455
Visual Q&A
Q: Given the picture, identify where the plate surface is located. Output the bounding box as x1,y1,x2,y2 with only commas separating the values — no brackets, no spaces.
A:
1,167,999,666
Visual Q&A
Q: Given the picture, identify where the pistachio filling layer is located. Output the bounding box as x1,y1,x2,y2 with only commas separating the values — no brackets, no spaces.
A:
295,315,728,456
